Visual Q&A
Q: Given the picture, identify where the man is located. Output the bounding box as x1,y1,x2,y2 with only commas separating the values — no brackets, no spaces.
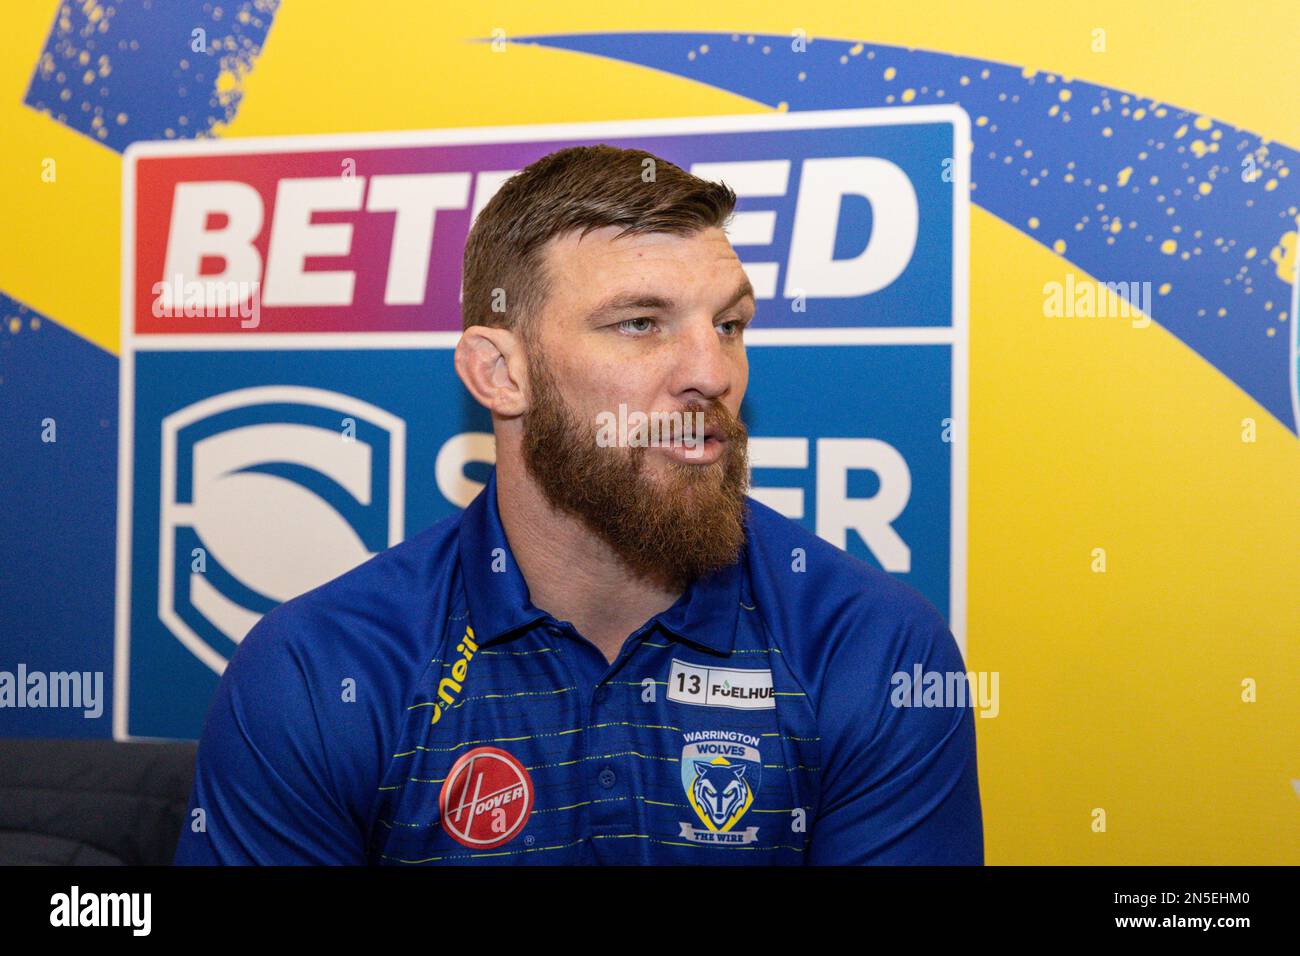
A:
173,144,983,865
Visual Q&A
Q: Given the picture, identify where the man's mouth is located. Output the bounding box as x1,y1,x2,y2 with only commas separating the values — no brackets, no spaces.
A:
667,428,721,447
662,421,723,447
658,425,726,464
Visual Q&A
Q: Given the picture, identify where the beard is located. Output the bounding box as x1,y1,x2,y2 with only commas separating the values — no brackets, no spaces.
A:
519,346,750,590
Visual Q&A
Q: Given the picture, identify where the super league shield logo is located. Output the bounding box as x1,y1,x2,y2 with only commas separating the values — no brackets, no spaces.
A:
157,385,405,674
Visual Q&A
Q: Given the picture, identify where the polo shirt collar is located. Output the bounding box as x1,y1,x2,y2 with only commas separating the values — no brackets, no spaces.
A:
457,468,548,646
650,547,742,656
457,468,741,655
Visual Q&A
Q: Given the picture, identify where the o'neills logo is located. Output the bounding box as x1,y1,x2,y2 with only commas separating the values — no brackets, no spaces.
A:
430,626,478,724
439,746,534,849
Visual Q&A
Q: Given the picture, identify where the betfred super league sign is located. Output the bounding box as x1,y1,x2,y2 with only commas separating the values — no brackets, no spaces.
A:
115,108,969,740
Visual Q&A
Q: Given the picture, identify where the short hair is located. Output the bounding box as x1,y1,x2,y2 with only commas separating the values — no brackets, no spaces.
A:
460,145,738,341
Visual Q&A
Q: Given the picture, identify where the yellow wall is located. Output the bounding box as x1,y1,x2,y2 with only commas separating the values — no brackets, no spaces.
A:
2,0,1296,863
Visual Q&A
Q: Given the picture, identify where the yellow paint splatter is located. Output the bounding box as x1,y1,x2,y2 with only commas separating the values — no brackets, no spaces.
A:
1190,140,1208,158
1028,217,1039,229
1053,239,1066,254
1198,182,1212,195
1194,115,1213,131
1174,124,1188,139
975,116,988,127
1117,166,1133,187
1158,283,1171,295
883,66,896,81
1161,239,1178,254
901,88,915,103
1058,89,1071,102
1269,231,1296,284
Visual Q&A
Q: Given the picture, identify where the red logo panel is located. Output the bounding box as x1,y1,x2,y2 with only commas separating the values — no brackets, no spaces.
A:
439,746,534,849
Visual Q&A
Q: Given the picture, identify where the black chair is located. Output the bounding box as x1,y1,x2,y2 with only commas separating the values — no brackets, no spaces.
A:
0,738,197,865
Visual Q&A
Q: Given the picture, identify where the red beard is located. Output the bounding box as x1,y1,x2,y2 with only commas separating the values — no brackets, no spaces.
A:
520,348,750,590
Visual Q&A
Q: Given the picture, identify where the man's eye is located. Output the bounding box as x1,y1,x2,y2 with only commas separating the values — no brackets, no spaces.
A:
718,317,749,337
618,317,656,334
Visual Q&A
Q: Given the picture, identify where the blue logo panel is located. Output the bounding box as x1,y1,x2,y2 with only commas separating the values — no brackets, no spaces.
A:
745,344,953,620
125,348,485,739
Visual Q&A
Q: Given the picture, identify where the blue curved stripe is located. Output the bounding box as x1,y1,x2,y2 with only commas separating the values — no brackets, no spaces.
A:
504,31,1299,435
0,291,117,738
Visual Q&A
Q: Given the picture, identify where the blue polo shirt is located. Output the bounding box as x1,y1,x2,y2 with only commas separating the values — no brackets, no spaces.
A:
173,467,983,865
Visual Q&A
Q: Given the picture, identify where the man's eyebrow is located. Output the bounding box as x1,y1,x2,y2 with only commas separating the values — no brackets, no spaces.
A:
586,292,676,318
585,279,756,321
719,278,756,316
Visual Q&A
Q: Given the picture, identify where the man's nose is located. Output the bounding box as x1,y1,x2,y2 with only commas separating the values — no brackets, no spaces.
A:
670,319,733,403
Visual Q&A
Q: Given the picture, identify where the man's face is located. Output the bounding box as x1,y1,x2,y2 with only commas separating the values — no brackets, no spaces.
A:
520,225,754,588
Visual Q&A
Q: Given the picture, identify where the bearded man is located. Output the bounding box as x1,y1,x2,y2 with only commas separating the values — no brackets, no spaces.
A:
174,145,983,866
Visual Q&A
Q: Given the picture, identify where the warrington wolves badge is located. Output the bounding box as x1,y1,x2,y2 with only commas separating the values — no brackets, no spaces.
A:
678,730,762,845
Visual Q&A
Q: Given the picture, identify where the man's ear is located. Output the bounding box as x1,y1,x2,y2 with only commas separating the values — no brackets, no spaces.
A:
455,325,529,418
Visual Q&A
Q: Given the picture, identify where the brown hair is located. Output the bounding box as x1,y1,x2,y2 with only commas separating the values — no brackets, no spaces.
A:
460,144,738,341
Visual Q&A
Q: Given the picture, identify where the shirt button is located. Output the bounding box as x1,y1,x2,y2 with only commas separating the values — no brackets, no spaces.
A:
598,767,616,788
594,685,609,704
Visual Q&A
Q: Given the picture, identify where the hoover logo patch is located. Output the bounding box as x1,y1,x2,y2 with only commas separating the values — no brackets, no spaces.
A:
439,746,534,849
679,731,762,845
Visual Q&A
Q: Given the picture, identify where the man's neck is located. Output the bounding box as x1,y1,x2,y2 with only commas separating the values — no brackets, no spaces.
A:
494,458,681,665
